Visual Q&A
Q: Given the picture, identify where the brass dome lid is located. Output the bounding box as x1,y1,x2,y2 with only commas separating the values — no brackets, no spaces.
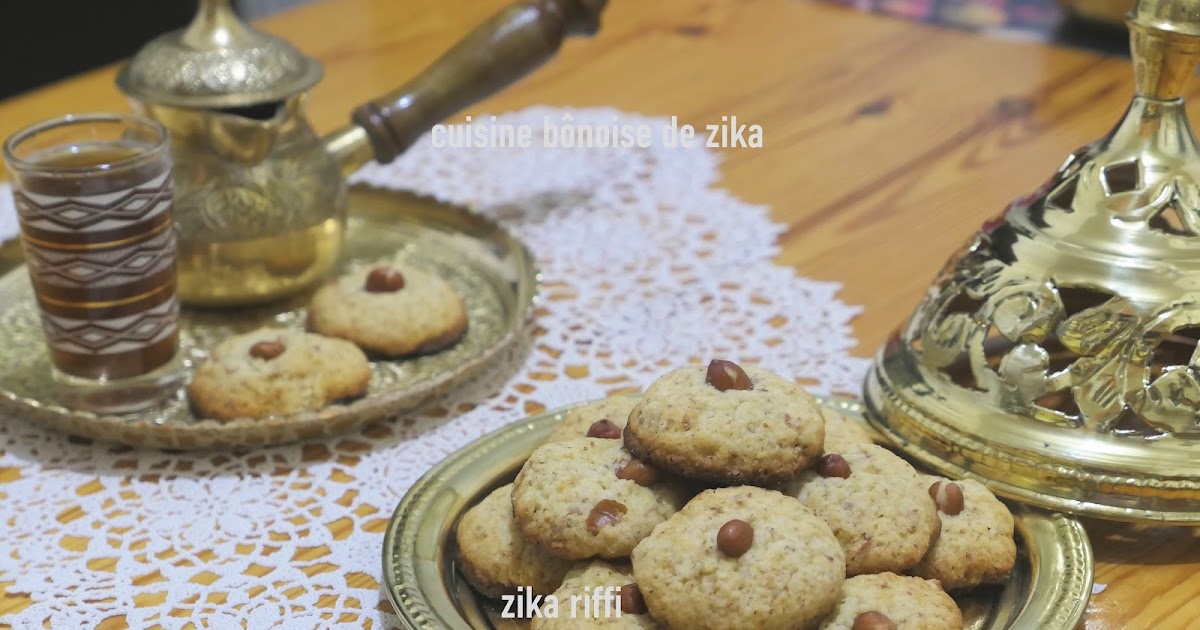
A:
116,0,322,109
865,0,1200,524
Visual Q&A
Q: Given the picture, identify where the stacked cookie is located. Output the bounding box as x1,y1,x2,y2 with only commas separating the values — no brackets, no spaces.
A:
455,360,1017,629
188,261,468,421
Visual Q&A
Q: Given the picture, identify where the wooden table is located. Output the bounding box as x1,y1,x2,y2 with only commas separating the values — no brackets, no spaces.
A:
2,0,1199,628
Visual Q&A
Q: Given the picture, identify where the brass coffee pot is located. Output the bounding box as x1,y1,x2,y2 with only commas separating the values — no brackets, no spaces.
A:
116,0,605,306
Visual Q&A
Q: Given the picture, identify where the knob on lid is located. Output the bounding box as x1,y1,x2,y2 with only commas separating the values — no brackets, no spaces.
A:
116,0,322,108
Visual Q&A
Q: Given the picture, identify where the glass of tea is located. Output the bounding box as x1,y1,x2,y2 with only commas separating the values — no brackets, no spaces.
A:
3,113,183,413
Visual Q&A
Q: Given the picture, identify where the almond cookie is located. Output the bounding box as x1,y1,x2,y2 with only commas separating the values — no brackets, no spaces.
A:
625,360,825,485
512,438,688,560
187,328,370,421
531,561,661,629
307,262,467,356
909,475,1017,590
818,572,962,630
456,483,573,599
786,444,939,576
821,407,876,452
545,394,641,444
631,486,844,630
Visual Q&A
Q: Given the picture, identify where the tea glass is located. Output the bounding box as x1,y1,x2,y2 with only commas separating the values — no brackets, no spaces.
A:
3,113,183,413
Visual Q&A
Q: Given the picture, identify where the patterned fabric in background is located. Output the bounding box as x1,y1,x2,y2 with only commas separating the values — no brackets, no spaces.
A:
825,0,1131,56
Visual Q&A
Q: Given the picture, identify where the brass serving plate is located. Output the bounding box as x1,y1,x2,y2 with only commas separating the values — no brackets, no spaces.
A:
0,186,537,449
382,397,1094,630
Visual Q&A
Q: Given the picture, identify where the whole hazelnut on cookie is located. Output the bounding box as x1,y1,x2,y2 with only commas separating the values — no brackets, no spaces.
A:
706,359,754,391
188,329,370,421
818,573,961,629
716,519,754,557
511,438,687,560
308,262,467,357
624,363,825,484
929,480,965,516
364,266,405,292
248,340,286,360
910,475,1016,590
631,486,844,629
530,562,654,629
543,394,642,445
787,444,939,576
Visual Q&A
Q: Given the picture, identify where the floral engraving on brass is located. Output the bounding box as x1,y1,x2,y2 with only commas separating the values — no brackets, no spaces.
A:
909,226,1200,436
866,0,1200,523
904,93,1200,438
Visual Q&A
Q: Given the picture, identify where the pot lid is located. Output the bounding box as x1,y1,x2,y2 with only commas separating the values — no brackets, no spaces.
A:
864,0,1200,524
116,0,323,109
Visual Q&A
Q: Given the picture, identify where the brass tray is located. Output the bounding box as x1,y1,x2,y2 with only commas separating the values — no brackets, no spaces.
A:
0,186,537,450
382,397,1094,630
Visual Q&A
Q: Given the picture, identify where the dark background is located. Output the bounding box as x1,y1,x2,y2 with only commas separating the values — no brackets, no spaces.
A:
0,0,304,101
0,0,1130,102
0,2,195,100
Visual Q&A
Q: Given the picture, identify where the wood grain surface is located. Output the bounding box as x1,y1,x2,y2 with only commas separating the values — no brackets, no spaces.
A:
1,0,1199,628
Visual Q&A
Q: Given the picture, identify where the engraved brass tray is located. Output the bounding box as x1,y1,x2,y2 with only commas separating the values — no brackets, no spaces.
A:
0,186,537,449
382,397,1095,630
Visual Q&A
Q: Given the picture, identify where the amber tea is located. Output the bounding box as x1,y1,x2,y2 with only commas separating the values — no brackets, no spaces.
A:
4,114,182,412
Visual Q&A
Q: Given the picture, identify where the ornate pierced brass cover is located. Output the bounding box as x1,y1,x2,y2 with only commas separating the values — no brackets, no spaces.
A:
116,0,322,109
865,0,1200,523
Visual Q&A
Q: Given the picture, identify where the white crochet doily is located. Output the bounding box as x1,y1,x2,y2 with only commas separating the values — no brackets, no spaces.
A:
0,107,869,629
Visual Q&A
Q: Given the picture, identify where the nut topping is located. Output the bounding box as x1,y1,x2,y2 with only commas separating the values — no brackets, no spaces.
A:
929,480,965,516
365,266,406,293
249,340,286,360
818,453,852,479
586,419,622,439
619,583,647,615
716,519,754,557
586,499,627,534
852,611,898,630
705,359,754,392
616,459,660,487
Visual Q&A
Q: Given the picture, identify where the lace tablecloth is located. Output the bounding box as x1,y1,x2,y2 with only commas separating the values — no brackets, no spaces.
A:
0,107,869,629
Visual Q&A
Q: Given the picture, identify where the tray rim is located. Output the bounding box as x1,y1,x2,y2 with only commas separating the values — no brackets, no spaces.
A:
0,186,540,450
381,396,1095,630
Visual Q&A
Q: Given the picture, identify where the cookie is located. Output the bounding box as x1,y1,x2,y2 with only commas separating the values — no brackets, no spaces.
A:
631,486,845,630
821,407,876,452
786,444,939,576
187,328,371,420
307,262,467,356
512,438,688,560
545,394,641,444
624,360,825,485
456,483,573,599
817,572,962,630
531,561,661,629
909,475,1017,590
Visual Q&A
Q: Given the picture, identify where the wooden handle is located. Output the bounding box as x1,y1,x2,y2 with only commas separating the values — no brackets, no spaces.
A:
352,0,606,163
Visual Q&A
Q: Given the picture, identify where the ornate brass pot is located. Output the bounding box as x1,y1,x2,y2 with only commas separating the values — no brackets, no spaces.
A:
866,0,1200,523
116,0,605,306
